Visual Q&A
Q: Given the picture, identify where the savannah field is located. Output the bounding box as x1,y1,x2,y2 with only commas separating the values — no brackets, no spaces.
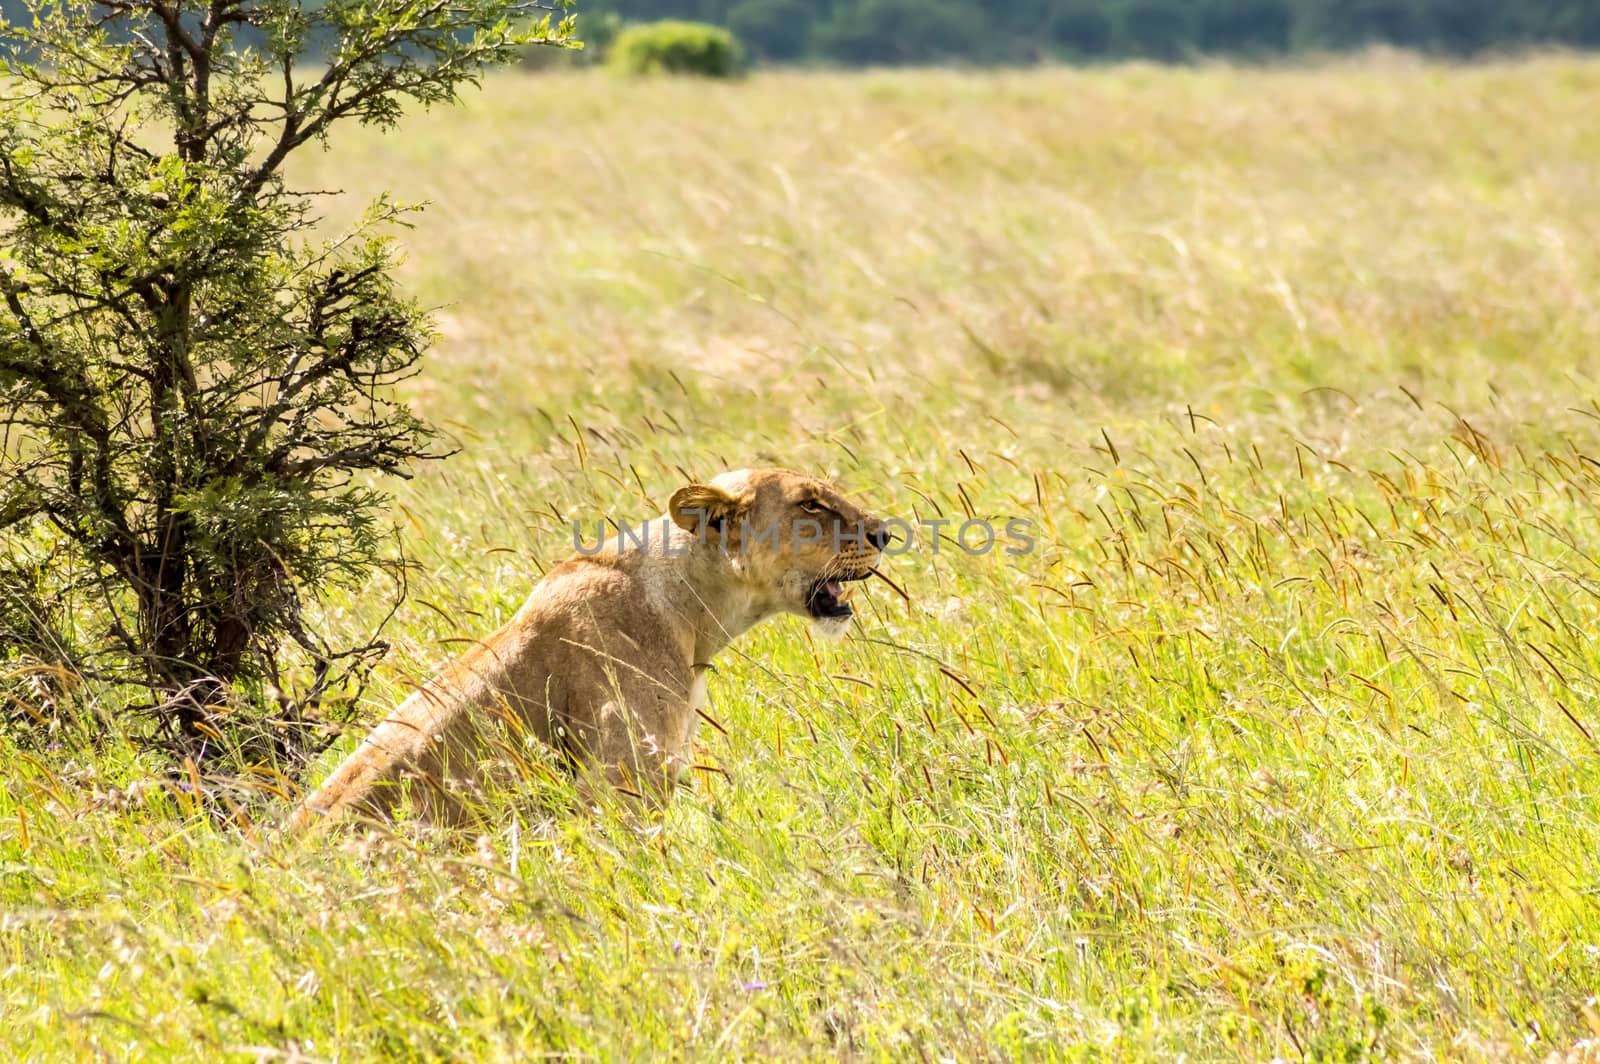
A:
5,55,1600,1059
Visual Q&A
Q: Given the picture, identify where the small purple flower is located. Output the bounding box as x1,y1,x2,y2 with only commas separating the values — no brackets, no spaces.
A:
742,981,768,992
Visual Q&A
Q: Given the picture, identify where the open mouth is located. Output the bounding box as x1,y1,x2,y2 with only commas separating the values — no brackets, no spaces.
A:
807,571,872,620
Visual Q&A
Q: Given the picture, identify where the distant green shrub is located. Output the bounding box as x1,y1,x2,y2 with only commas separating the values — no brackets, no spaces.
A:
608,20,745,77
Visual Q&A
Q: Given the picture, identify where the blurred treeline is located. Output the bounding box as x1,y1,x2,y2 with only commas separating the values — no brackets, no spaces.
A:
3,0,1595,64
579,0,1600,64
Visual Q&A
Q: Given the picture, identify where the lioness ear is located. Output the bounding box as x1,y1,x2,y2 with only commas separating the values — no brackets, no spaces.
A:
669,483,740,536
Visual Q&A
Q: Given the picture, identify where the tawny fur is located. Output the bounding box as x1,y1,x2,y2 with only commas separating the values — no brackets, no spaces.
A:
288,468,887,831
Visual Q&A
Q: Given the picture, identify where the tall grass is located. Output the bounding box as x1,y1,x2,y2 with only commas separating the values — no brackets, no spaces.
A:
5,56,1600,1058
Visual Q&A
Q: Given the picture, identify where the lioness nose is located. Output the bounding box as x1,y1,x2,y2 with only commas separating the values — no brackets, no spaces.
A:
869,525,893,550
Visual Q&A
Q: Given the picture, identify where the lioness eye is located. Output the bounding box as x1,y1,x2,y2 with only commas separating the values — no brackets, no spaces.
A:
799,500,823,514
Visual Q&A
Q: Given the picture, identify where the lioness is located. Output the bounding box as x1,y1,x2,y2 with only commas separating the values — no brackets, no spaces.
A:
290,468,889,830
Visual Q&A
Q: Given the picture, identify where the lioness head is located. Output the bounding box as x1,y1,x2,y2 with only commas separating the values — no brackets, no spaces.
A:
669,468,891,637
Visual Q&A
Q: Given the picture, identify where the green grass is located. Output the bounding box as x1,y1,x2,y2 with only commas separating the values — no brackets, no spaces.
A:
7,55,1600,1059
